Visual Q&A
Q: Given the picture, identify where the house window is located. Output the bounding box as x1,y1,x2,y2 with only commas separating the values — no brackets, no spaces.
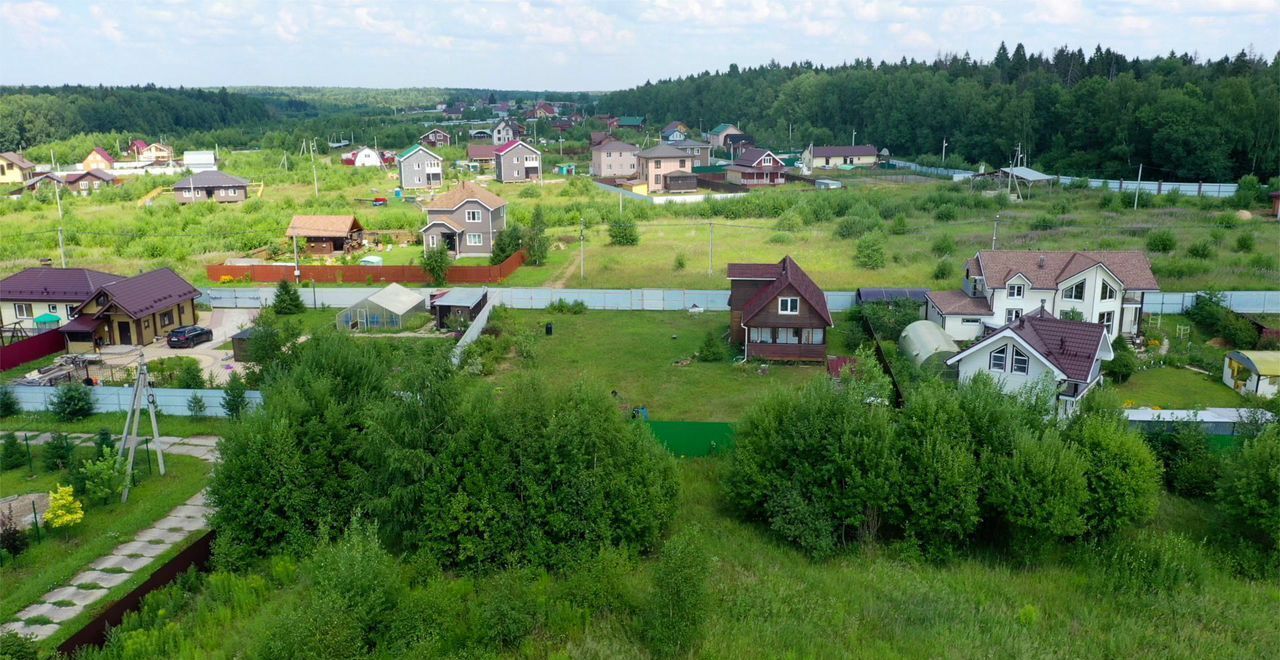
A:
1012,348,1029,375
679,159,686,168
762,157,773,166
778,297,799,314
654,160,662,168
1007,284,1024,299
801,328,824,344
1098,311,1115,333
1064,280,1085,301
15,303,33,318
749,327,773,343
414,162,421,170
48,304,58,313
465,210,482,223
428,234,438,248
183,190,191,198
777,328,800,344
1100,281,1116,301
1006,308,1022,323
989,345,1007,371
161,310,174,326
961,318,981,325
67,305,77,319
466,233,483,246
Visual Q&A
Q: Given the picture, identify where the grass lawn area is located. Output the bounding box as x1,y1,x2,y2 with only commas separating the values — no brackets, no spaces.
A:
376,245,422,266
0,354,62,385
500,244,574,287
1116,367,1244,409
0,412,231,438
490,310,826,421
0,452,211,625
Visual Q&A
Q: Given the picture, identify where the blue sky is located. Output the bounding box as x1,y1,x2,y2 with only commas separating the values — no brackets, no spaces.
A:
1,0,1275,90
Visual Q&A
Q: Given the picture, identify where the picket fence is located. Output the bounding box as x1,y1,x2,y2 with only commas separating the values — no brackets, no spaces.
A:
10,385,263,418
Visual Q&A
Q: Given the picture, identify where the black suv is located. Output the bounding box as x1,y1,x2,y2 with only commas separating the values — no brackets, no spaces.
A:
166,326,213,348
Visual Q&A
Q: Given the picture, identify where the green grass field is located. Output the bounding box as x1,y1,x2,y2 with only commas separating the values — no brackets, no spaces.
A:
1116,367,1244,409
0,412,230,438
490,310,830,422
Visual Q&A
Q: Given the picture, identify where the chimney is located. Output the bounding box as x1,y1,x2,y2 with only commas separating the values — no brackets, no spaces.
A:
1037,255,1045,269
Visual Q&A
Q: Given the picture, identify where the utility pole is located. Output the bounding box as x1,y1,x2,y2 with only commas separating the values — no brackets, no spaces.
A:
851,129,857,146
309,139,319,198
579,214,586,281
941,137,948,163
708,222,714,275
292,235,301,283
50,150,63,222
57,227,66,268
1133,163,1143,210
992,214,1000,250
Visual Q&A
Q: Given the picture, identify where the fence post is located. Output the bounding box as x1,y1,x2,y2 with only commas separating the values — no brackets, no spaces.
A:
1197,181,1203,196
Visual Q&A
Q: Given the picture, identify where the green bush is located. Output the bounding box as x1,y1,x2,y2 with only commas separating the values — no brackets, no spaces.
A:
221,371,249,419
673,251,686,271
934,204,958,222
421,245,451,286
1221,315,1259,349
93,428,115,455
50,382,94,421
894,436,981,560
855,232,886,269
77,450,127,505
1235,233,1255,252
1090,530,1213,594
0,630,38,660
176,359,206,389
696,330,728,362
608,215,639,245
0,507,31,561
490,225,524,265
546,299,587,314
43,432,77,471
1,432,26,470
1143,423,1221,498
932,260,954,281
644,529,711,658
271,279,306,315
930,234,955,256
1186,240,1214,259
1216,425,1280,549
1068,414,1162,538
1103,336,1138,383
1145,229,1177,253
0,386,19,418
986,432,1089,560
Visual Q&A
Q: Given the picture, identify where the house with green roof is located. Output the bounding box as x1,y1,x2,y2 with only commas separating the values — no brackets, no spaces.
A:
398,143,444,190
616,116,645,129
707,122,744,148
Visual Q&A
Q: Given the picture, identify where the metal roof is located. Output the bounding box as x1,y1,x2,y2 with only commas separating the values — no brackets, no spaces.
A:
433,287,487,308
1228,350,1280,377
857,288,930,303
999,166,1055,182
361,283,426,316
1125,408,1275,424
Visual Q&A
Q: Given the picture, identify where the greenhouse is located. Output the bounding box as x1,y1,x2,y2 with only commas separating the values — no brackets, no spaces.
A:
899,320,959,371
336,283,427,331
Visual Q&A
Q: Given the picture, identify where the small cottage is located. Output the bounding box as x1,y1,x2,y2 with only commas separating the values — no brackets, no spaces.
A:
727,256,833,362
286,215,365,255
173,170,250,204
81,147,116,172
431,287,488,330
64,268,201,350
726,148,786,187
419,128,451,148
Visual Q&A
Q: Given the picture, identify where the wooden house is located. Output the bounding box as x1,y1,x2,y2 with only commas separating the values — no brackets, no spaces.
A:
420,128,451,148
286,215,365,255
82,147,115,172
494,140,541,183
728,256,832,362
64,268,200,351
173,170,250,204
726,148,786,187
0,152,36,185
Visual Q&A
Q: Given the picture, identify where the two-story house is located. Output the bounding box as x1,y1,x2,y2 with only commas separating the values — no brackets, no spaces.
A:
419,128,451,148
64,268,201,351
801,144,878,170
397,144,444,189
492,119,523,145
635,145,697,194
590,140,638,177
707,123,743,149
945,308,1113,416
0,267,123,336
925,250,1159,342
728,256,833,362
419,182,508,258
0,152,36,186
132,141,174,163
82,147,115,172
661,121,690,142
63,169,119,196
726,148,786,186
668,139,712,167
494,140,541,183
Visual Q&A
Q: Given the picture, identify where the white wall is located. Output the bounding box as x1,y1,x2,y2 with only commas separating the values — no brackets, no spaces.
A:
955,336,1056,394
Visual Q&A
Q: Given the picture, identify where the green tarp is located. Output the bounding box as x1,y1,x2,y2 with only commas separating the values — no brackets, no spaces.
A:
647,421,735,457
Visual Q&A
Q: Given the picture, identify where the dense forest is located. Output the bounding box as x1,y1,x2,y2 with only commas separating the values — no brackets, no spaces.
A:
0,85,273,152
599,44,1280,182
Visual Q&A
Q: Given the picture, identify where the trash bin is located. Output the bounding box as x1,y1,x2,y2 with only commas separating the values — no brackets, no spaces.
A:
545,322,553,336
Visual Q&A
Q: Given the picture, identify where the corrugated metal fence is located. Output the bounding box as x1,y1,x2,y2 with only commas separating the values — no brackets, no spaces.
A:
10,385,263,418
890,159,1241,198
451,299,495,366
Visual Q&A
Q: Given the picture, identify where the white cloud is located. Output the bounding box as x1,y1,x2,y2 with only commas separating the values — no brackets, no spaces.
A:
89,5,125,44
352,6,417,45
0,0,61,45
1031,0,1089,25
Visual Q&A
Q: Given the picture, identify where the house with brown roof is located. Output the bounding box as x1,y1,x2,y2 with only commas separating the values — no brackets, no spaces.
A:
726,148,786,187
467,143,497,169
0,267,123,335
636,144,697,194
287,215,365,255
925,250,1159,341
139,142,175,163
0,152,36,185
945,308,1114,416
418,182,508,258
65,268,200,350
492,118,524,145
82,147,116,172
419,128,451,148
63,169,120,196
728,256,833,362
494,140,541,183
801,144,878,170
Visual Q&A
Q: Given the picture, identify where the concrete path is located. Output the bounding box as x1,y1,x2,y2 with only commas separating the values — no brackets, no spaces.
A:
0,434,219,641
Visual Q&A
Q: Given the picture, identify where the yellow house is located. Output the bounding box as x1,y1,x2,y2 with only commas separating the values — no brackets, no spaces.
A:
63,268,200,352
81,147,116,172
0,267,124,334
0,151,35,185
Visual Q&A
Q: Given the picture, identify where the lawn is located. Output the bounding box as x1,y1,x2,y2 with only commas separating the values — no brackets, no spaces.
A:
1116,367,1244,409
0,451,211,625
0,412,231,438
489,310,828,421
0,354,61,384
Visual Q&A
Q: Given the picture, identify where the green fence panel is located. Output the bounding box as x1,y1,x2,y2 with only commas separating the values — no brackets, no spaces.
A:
647,421,735,457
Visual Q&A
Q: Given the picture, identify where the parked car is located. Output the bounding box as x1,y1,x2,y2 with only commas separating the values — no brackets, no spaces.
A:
166,326,214,348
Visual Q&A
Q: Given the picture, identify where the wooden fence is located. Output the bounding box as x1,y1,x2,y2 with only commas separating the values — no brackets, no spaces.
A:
207,250,526,285
0,330,64,371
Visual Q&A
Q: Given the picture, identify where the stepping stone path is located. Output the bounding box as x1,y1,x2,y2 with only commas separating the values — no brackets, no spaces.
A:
1,433,219,642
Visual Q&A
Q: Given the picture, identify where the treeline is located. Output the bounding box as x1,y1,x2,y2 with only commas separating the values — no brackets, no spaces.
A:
0,85,273,152
598,44,1280,181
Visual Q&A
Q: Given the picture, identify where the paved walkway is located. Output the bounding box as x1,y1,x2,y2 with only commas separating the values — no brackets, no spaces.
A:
0,433,220,641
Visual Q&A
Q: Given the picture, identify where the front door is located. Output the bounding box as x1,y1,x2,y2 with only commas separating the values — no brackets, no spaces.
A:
117,320,133,345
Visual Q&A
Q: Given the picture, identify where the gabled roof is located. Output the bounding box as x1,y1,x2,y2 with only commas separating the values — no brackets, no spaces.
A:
947,309,1107,382
925,290,993,315
667,139,711,149
0,267,124,301
131,139,149,153
494,139,539,156
1,151,36,169
636,144,689,159
736,256,832,326
87,147,116,165
286,215,363,238
173,170,250,188
422,181,507,212
80,268,199,320
362,283,426,316
65,169,117,184
591,140,638,153
421,128,449,137
467,144,496,160
809,145,877,158
398,143,441,161
616,116,644,127
708,123,738,135
972,250,1159,291
732,147,782,168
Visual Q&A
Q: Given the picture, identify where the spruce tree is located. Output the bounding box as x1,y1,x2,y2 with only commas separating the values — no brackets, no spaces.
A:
272,279,306,316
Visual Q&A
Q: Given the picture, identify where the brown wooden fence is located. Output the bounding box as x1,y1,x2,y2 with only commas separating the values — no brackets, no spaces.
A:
0,329,64,371
207,250,526,285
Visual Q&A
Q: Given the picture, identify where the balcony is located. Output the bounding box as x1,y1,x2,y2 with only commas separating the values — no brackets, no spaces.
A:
746,342,827,362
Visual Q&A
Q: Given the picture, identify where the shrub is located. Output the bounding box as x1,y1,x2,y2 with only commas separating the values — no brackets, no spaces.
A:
50,382,94,421
986,432,1089,560
1186,240,1214,259
835,215,880,239
1103,336,1138,383
855,232,886,269
894,436,981,560
887,216,909,235
186,392,207,418
271,279,306,315
78,451,127,505
1143,423,1221,498
421,245,451,285
43,432,77,471
175,359,206,389
766,232,794,244
608,215,639,245
1232,174,1262,208
673,252,686,271
1029,214,1060,231
1059,308,1085,321
930,235,955,257
934,204,958,222
476,570,540,649
44,484,85,529
1145,229,1177,253
696,330,728,362
0,507,30,560
1216,425,1280,549
222,371,249,419
1221,315,1259,349
490,224,524,265
932,260,954,281
0,630,38,660
0,386,19,418
773,210,803,232
644,529,712,658
1,433,26,470
93,428,115,454
546,299,587,314
518,185,540,198
1235,233,1255,252
1068,414,1162,538
1091,531,1213,594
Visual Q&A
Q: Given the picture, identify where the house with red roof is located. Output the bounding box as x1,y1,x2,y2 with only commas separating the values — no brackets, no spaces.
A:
945,308,1114,415
467,143,497,169
81,147,116,172
727,256,833,362
925,250,1160,341
526,102,557,119
493,140,541,183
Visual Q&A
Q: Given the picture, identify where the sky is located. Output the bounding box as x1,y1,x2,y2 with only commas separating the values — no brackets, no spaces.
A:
0,0,1276,91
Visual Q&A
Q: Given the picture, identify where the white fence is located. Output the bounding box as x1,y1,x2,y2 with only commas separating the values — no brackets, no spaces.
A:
452,299,496,366
890,159,1241,199
10,385,263,418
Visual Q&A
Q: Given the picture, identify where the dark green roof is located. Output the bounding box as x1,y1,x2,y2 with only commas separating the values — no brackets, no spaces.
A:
617,116,645,127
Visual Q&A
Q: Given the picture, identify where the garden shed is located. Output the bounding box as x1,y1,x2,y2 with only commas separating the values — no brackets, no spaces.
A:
899,320,959,370
1222,350,1279,398
230,327,256,362
337,283,427,331
432,287,488,330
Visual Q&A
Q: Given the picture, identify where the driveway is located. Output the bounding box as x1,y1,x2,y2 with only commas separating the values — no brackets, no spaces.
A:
139,308,260,385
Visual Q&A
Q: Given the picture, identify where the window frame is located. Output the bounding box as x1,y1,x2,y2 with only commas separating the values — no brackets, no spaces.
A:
778,297,800,315
1007,283,1024,299
15,303,33,319
1011,347,1029,375
1063,280,1085,301
1005,308,1022,323
1097,310,1115,333
465,209,483,223
1099,280,1116,301
988,345,1008,371
466,232,483,246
